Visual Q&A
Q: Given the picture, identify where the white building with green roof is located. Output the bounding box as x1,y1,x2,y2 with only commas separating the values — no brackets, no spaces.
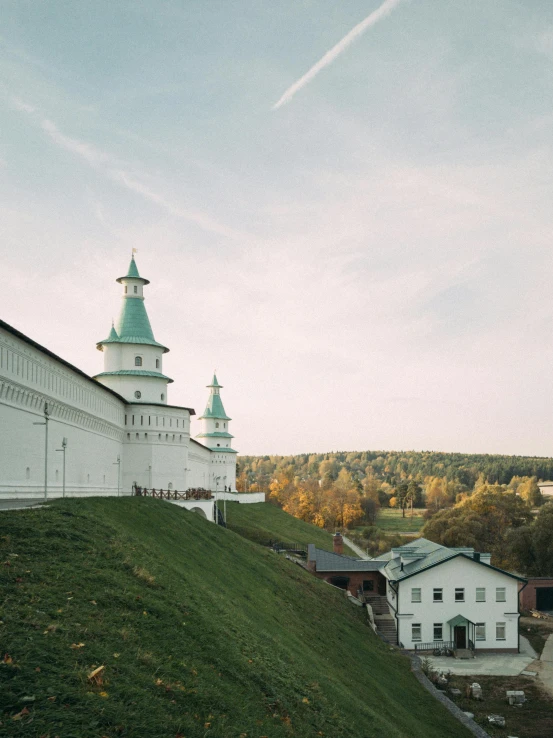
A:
0,256,238,511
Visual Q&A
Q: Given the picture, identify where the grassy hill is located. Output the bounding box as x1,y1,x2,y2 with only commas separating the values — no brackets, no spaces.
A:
0,498,471,738
225,501,357,555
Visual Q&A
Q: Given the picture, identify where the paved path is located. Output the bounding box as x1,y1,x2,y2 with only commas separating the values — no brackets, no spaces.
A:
430,636,536,676
535,632,553,695
341,535,370,559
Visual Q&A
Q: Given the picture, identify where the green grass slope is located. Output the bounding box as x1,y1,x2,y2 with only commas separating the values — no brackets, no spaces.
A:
0,498,470,738
225,501,357,555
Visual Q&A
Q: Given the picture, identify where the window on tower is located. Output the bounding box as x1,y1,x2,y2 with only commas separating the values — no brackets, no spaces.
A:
216,422,219,428
161,393,165,401
125,286,127,294
134,285,138,294
156,359,160,368
135,356,142,366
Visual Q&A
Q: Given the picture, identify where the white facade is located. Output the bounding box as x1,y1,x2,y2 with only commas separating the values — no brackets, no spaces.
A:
0,256,241,512
382,546,521,651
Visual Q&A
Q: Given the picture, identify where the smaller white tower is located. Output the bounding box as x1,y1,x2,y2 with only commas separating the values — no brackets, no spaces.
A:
196,374,237,491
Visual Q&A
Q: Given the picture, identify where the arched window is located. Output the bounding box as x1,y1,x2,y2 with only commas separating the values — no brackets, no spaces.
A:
133,285,138,294
215,422,219,428
26,467,30,480
135,356,142,366
156,359,160,368
161,393,165,401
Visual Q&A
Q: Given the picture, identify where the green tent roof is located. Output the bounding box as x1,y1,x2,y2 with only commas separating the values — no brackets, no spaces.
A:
199,392,230,421
208,374,222,388
97,265,169,352
116,255,150,285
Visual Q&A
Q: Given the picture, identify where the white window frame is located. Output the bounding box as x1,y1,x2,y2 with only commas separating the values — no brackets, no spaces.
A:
475,623,486,641
496,587,506,602
455,588,465,602
476,587,486,602
433,623,443,641
496,622,506,640
433,588,443,602
135,356,143,367
412,623,421,642
411,587,421,603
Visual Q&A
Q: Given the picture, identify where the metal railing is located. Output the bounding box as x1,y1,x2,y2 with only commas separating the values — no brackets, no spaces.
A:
414,641,455,654
132,484,213,501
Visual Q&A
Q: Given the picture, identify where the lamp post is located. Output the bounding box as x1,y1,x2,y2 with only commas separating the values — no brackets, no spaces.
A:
56,437,67,498
214,475,221,525
33,403,50,502
113,455,121,496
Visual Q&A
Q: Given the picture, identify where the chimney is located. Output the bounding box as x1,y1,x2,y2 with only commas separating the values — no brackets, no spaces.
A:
333,532,343,555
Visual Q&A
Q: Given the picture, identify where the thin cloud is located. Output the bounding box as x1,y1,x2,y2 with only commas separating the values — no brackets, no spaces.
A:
38,118,248,241
272,0,403,110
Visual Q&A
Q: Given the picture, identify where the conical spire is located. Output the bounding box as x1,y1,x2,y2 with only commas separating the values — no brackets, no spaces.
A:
96,256,168,352
199,373,230,420
116,254,150,285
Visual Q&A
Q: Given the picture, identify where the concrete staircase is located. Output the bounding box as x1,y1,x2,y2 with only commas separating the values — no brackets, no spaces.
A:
364,594,397,644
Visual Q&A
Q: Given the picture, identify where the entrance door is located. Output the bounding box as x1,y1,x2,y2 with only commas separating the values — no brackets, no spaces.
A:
536,587,553,611
454,626,466,649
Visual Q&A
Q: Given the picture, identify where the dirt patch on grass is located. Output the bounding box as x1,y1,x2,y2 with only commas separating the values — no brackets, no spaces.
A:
447,674,553,738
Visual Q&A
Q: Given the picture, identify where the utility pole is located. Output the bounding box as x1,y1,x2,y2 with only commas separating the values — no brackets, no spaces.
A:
33,403,50,502
113,455,121,496
56,437,67,497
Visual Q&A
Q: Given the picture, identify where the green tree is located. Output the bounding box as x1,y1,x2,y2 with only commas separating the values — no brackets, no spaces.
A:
508,503,553,575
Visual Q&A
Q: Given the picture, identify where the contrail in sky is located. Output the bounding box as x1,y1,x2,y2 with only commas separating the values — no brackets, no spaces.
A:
272,0,403,110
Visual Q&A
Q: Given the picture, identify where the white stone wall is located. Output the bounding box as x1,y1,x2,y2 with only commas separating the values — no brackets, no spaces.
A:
188,440,211,489
215,492,265,503
209,451,237,491
98,373,168,406
0,325,125,499
396,556,520,651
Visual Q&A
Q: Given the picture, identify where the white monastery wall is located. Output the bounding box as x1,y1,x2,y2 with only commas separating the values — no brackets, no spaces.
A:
188,440,211,489
396,556,519,650
0,325,125,499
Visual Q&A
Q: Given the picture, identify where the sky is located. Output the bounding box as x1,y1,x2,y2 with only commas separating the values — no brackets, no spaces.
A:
2,0,553,458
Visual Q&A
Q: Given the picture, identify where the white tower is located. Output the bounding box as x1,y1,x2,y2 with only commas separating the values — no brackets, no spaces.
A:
196,374,237,491
94,255,172,404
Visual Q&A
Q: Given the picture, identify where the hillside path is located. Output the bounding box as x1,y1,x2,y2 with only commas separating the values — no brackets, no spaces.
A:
342,535,370,559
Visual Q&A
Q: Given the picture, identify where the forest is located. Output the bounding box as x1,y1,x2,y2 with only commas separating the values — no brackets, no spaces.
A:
236,449,553,575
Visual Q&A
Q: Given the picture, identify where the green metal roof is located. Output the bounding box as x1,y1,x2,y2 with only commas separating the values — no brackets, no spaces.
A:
93,369,174,383
199,391,230,420
447,614,475,627
207,447,238,453
97,289,169,352
208,373,222,388
116,256,150,285
196,431,234,438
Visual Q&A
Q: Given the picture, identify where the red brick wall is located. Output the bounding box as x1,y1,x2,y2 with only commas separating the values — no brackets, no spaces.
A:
311,570,383,597
520,578,553,610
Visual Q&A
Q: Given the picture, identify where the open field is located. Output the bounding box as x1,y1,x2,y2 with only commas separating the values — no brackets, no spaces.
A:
0,497,472,737
373,507,426,533
225,500,358,555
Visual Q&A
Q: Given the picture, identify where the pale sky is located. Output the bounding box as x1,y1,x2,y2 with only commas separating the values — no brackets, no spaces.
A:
2,0,553,457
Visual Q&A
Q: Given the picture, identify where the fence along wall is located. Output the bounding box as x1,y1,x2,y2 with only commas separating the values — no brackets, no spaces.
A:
0,323,125,499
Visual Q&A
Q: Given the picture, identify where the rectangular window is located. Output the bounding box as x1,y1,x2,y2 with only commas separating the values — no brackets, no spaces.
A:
433,588,443,602
496,622,506,640
363,580,374,592
455,588,465,602
411,588,421,603
475,623,486,641
412,623,421,642
433,623,443,641
476,587,486,602
496,587,506,602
